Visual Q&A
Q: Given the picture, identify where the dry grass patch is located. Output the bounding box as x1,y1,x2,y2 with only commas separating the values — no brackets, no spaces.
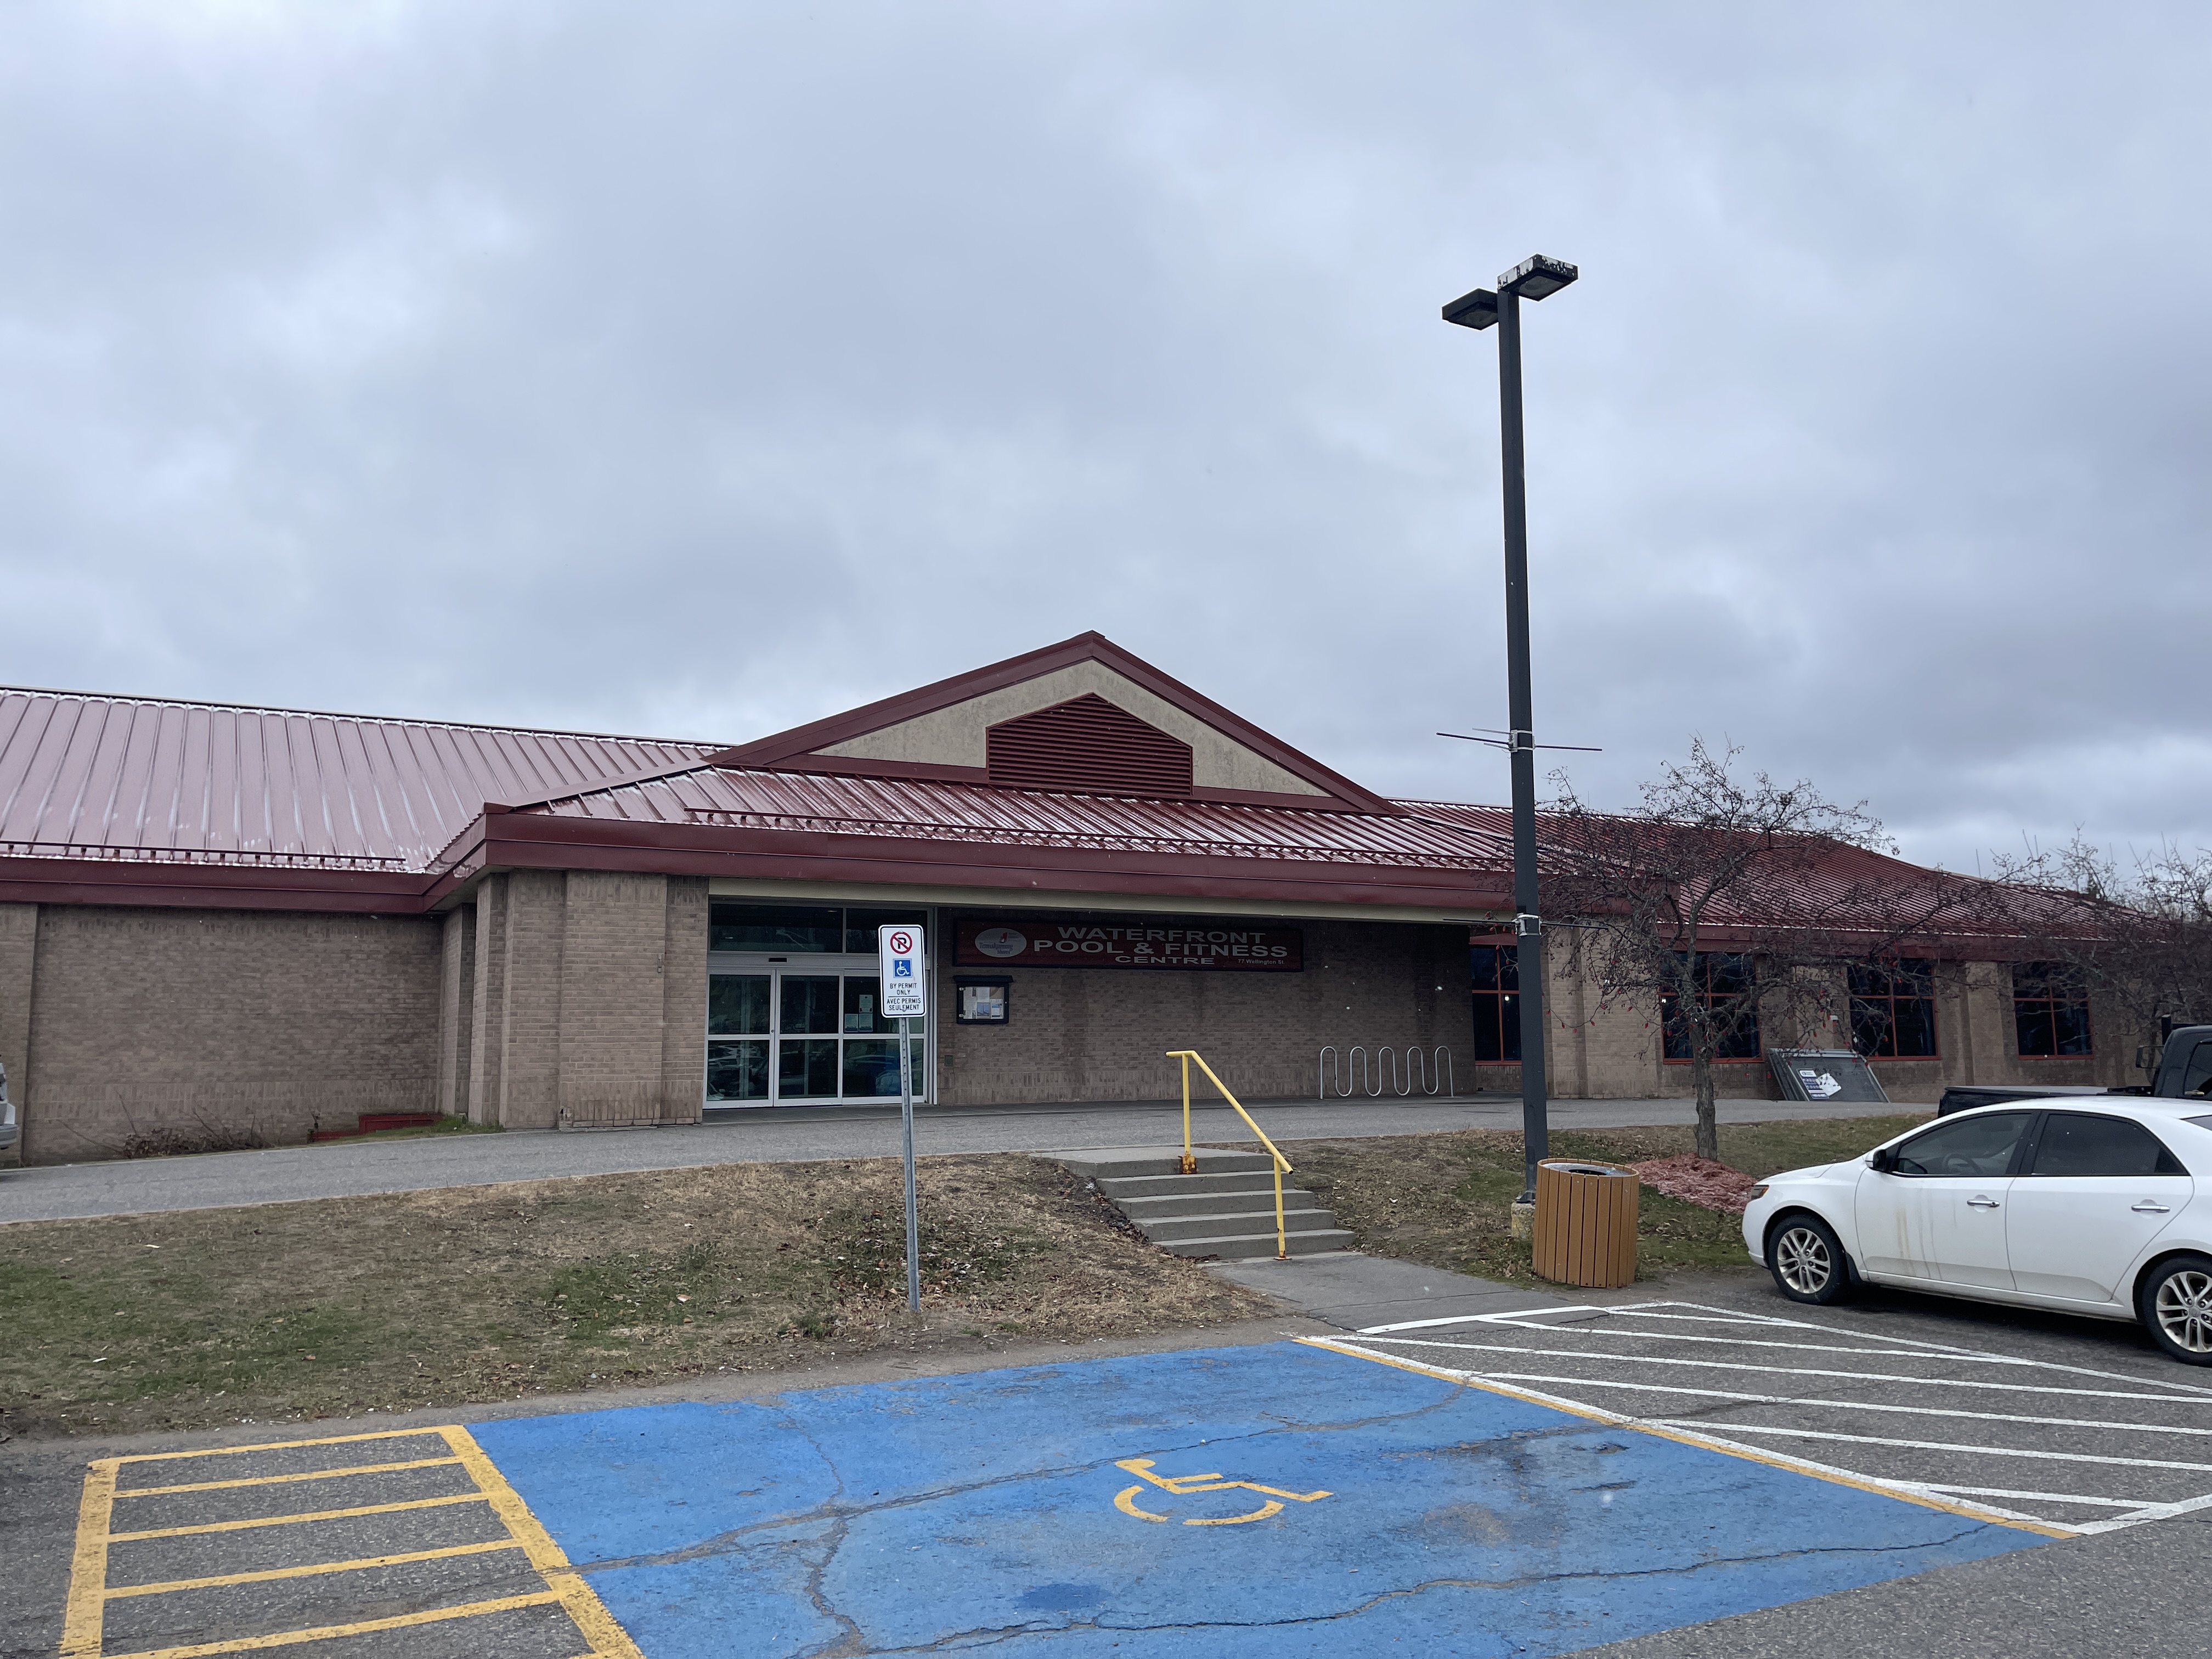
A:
0,1153,1265,1439
1259,1115,1930,1286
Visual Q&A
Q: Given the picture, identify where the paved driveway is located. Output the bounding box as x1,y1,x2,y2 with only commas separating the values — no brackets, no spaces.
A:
42,1339,2042,1657
1321,1298,2212,1534
0,1096,1909,1223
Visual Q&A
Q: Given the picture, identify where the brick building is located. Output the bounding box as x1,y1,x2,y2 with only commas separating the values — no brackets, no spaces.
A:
0,634,2128,1165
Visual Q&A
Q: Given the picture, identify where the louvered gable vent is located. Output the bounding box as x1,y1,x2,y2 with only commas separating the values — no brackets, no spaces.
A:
985,693,1194,797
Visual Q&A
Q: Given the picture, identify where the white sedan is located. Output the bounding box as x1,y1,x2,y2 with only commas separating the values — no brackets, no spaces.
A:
1743,1098,2212,1365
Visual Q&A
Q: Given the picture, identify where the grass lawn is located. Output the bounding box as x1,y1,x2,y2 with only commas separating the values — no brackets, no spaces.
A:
1271,1115,1931,1287
0,1153,1266,1439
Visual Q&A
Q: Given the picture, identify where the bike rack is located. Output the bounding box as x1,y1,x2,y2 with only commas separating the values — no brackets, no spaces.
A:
1317,1046,1454,1099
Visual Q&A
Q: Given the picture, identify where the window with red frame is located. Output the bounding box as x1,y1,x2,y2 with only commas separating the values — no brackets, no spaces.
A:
2013,961,2092,1057
1661,952,1760,1060
1850,958,1938,1058
1470,940,1520,1063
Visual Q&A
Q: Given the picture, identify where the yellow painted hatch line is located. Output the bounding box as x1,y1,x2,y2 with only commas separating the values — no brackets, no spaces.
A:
97,1589,567,1659
109,1491,492,1543
109,1427,454,1466
1301,1335,2077,1541
61,1424,646,1659
61,1459,117,1659
114,1455,464,1498
105,1537,524,1599
440,1425,647,1659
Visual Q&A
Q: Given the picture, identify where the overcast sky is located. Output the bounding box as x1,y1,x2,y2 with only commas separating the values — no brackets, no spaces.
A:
5,2,2208,872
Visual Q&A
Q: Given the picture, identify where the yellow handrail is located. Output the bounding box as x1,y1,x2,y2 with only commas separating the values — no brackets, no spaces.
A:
1166,1050,1294,1260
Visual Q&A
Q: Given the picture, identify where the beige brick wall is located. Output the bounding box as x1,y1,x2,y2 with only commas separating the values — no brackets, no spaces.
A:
0,902,36,1165
936,919,1469,1104
17,905,440,1163
449,871,708,1128
1465,940,2142,1103
434,906,475,1118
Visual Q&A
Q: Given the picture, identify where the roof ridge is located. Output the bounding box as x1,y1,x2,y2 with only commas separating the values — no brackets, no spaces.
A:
0,683,724,750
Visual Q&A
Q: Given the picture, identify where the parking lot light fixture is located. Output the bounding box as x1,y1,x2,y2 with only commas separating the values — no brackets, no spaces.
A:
1499,255,1578,300
1442,286,1500,331
1444,253,1577,1206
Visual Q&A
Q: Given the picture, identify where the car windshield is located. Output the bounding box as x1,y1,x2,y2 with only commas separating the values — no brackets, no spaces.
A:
1892,1111,2032,1177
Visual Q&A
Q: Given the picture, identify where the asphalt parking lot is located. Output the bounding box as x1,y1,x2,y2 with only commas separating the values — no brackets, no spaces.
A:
19,1273,2212,1657
34,1339,2041,1658
1322,1296,2212,1535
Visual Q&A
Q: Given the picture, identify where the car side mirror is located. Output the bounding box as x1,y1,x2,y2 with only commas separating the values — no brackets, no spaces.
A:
1868,1147,1898,1173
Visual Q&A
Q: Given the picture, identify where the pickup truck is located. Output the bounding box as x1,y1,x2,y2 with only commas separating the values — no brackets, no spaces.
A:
1937,1023,2212,1115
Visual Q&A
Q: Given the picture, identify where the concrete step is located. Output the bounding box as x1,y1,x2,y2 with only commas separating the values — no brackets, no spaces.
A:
1159,1228,1358,1261
1113,1186,1320,1221
1135,1206,1344,1244
1057,1148,1279,1181
1097,1170,1293,1200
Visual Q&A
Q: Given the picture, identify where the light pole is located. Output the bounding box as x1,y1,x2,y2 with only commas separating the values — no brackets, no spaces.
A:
1443,253,1578,1207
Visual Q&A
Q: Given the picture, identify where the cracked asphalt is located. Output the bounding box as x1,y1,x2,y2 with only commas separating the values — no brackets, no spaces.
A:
18,1276,2206,1656
454,1342,2034,1655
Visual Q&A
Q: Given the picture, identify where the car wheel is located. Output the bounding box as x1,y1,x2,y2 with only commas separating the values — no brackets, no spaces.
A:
2139,1255,2212,1367
1767,1213,1852,1305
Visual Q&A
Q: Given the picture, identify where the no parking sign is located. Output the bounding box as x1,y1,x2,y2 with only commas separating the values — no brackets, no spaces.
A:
878,925,927,1018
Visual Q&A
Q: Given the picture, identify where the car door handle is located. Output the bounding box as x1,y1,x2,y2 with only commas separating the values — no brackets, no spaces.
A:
1966,1196,2000,1209
2132,1201,2172,1213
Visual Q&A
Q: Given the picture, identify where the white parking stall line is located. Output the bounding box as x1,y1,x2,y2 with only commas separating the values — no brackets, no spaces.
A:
1361,1338,2210,1403
1380,1301,2212,1396
1310,1337,2077,1537
1642,1418,2212,1474
1915,1486,2153,1510
1464,1375,2212,1440
1327,1299,2212,1534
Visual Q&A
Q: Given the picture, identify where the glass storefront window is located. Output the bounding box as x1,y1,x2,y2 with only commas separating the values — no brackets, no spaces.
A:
706,921,930,1107
842,1038,923,1098
843,976,895,1034
708,974,770,1035
780,975,842,1036
779,1038,842,1098
707,1039,769,1101
709,904,841,952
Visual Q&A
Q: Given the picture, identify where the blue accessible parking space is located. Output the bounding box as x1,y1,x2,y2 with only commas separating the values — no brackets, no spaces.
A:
472,1341,2046,1656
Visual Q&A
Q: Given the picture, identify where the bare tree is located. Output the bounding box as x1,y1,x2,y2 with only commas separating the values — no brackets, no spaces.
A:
1987,836,2212,1071
1547,740,1982,1161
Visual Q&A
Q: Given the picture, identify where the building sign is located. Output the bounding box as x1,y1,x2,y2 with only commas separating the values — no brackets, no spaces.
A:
955,917,1302,972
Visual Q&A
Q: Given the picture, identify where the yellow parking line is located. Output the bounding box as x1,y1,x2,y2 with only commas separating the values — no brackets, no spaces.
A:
110,1428,451,1466
110,1491,491,1543
1304,1338,2076,1540
98,1588,567,1658
63,1425,644,1659
105,1537,524,1599
117,1456,462,1498
60,1459,118,1659
441,1426,645,1659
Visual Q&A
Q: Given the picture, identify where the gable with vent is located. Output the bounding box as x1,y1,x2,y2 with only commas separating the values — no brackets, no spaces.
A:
984,693,1193,796
706,632,1402,814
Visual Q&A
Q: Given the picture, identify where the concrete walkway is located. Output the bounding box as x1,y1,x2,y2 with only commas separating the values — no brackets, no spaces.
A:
0,1093,1918,1224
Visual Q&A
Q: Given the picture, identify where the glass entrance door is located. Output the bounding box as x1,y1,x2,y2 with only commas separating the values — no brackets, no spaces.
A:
707,962,927,1107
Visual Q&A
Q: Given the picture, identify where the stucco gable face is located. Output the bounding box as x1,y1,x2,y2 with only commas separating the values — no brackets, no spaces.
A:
814,661,1325,797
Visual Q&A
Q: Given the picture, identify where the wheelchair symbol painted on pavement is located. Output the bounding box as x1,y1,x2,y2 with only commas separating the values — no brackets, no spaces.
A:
1111,1457,1333,1526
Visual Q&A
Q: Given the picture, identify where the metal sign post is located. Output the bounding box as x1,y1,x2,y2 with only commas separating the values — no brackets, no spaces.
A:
878,925,928,1312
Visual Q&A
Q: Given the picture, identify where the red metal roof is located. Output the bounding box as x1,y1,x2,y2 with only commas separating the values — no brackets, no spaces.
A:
504,769,1517,874
0,684,2039,950
0,687,719,872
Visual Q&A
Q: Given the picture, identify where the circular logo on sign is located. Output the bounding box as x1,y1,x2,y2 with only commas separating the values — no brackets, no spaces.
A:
887,930,914,955
974,927,1027,958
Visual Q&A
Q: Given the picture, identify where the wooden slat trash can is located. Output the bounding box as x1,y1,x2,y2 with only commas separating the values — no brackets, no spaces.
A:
1531,1160,1639,1288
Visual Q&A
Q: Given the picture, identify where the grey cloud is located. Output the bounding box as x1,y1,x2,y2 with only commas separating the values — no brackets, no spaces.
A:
3,1,2208,872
